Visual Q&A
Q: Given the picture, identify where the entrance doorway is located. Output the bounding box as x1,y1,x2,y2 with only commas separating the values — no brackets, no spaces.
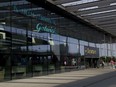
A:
85,58,98,68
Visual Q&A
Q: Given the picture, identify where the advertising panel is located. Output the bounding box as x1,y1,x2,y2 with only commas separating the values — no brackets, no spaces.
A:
84,46,99,58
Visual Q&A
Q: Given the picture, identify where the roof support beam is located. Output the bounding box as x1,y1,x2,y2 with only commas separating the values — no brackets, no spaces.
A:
97,21,116,25
78,5,116,15
88,16,116,24
105,28,116,30
101,24,116,27
82,11,116,19
50,0,78,5
66,0,116,12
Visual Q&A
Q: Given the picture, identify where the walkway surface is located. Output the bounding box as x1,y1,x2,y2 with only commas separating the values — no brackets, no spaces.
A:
0,67,116,87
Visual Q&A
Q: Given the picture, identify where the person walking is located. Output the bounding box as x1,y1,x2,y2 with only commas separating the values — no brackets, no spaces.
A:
101,60,105,68
110,59,115,69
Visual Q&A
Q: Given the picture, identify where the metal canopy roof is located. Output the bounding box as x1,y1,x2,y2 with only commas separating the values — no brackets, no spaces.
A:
47,0,116,36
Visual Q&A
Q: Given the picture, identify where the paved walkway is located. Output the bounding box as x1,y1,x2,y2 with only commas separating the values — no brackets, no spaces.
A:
0,67,116,87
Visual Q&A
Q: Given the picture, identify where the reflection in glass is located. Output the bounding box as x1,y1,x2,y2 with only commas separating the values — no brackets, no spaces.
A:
68,43,78,54
80,40,88,46
68,37,78,44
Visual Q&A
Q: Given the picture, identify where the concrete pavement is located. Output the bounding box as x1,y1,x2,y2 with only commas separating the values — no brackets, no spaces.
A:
0,67,115,87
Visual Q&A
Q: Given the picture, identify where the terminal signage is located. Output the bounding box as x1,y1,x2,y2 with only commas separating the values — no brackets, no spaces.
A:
13,5,56,25
36,23,56,33
13,5,57,34
84,46,99,58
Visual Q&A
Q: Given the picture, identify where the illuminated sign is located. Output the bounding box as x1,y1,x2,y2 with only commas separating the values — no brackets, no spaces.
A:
84,46,99,58
13,5,56,25
36,23,56,33
85,48,96,54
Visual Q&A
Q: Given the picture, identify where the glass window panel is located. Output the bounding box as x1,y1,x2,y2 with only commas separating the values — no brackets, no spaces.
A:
53,40,60,45
79,40,88,46
68,37,78,44
52,41,60,56
51,34,59,41
60,41,67,56
99,48,102,57
112,50,116,56
96,44,100,48
68,43,79,54
29,45,50,52
80,45,84,55
108,50,111,56
39,33,49,39
59,35,66,42
101,43,107,49
4,26,11,32
101,49,107,56
112,43,116,51
89,42,95,47
108,44,111,50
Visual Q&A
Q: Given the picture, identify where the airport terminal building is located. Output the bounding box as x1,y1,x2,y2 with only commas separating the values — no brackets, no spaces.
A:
0,0,116,81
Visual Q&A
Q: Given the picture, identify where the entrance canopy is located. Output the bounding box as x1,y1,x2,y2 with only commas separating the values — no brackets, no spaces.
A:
47,0,116,36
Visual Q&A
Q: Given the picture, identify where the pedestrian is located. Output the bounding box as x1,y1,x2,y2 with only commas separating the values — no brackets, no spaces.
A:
101,60,105,68
110,59,115,69
97,59,100,68
64,60,67,66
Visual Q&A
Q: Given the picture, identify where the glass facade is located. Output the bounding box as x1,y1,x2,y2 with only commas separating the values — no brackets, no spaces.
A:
0,0,116,81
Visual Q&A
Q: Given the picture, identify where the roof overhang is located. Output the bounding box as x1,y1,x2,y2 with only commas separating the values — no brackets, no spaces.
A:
27,0,116,37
